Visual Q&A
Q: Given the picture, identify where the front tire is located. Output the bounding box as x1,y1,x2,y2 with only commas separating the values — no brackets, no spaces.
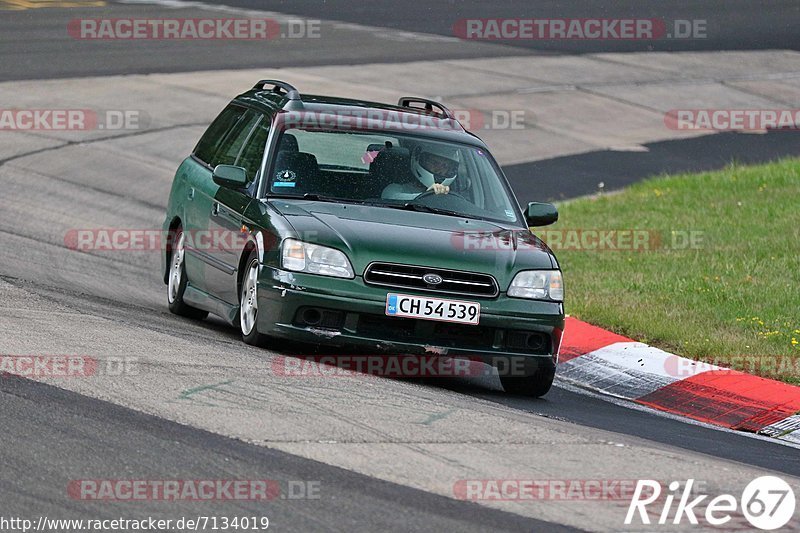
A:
239,251,269,347
167,227,208,320
500,367,555,397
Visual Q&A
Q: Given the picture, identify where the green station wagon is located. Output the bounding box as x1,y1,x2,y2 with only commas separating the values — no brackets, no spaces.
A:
162,80,564,396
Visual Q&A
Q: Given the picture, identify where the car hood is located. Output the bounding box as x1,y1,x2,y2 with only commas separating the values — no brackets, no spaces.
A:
268,199,557,289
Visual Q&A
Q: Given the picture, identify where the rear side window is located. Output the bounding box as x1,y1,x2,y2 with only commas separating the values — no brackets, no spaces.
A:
193,104,246,165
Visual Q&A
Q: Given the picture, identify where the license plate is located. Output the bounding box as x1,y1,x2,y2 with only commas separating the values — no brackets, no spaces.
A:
385,293,480,325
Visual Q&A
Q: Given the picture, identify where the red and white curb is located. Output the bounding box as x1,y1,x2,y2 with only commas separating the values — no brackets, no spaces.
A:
558,317,800,444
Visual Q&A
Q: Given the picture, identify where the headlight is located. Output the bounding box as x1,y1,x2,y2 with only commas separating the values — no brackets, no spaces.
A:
281,239,354,279
508,270,563,301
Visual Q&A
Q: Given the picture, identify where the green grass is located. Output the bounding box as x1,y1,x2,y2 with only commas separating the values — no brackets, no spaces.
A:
548,158,800,383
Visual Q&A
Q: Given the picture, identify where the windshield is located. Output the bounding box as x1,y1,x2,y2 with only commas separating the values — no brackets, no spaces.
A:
265,128,521,224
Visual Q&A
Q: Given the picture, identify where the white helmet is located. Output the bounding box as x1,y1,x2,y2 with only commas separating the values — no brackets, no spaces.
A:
411,143,459,189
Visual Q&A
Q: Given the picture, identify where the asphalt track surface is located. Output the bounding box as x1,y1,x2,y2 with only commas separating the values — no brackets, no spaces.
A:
1,1,799,532
3,0,800,200
0,2,523,81
507,129,800,202
4,1,800,79
1,374,571,532
219,0,800,53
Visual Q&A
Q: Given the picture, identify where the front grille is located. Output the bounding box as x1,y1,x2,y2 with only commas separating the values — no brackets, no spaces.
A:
358,314,417,339
288,305,551,355
356,315,494,350
363,262,499,297
433,322,496,349
357,313,549,354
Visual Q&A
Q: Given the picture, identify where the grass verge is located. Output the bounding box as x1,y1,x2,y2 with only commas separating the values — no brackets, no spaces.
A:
546,158,800,383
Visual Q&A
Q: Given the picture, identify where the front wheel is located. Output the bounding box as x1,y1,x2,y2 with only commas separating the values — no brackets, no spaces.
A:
499,367,555,397
167,228,208,320
239,252,269,347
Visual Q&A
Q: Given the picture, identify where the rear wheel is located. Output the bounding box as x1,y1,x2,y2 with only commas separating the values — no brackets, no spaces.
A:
167,227,208,320
240,251,269,346
499,367,555,397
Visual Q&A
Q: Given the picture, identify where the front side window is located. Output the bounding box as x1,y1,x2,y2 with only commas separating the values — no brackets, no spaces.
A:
193,104,247,165
211,109,261,168
235,114,270,184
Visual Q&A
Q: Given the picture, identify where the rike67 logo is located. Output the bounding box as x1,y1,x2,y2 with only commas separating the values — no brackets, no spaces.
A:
625,476,796,530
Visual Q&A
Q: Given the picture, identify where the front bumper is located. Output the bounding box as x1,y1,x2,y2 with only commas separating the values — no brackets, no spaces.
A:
256,267,564,372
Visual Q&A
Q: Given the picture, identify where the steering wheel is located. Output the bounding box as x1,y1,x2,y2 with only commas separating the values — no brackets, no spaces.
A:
414,189,468,202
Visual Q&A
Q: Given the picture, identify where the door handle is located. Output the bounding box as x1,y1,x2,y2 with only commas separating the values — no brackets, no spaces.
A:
188,187,195,200
211,202,220,216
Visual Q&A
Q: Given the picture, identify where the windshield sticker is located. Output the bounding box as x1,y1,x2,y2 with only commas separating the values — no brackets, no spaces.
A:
274,169,297,188
505,209,515,219
275,169,296,182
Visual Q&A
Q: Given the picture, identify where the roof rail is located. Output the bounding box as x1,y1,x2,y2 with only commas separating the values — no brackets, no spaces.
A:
253,80,301,101
397,97,456,120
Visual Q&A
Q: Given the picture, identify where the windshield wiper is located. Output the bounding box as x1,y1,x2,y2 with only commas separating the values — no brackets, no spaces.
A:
387,202,472,219
267,193,365,204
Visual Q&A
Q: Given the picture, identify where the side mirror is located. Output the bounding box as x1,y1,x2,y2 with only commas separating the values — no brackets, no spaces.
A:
212,165,248,188
525,202,558,226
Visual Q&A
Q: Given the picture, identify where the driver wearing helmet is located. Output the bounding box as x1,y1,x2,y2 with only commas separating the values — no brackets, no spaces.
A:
381,143,460,201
